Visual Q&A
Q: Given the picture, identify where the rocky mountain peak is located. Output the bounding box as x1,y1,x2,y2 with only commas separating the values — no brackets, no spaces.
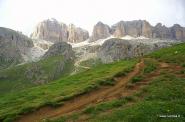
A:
31,19,185,43
31,19,68,43
173,24,181,28
111,20,152,38
171,24,185,40
155,23,162,27
67,24,89,43
31,19,89,43
141,20,153,38
90,21,111,42
47,18,57,22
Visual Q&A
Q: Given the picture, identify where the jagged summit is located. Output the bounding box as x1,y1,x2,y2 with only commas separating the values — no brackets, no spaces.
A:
31,18,89,43
47,18,57,22
89,21,111,42
31,18,185,43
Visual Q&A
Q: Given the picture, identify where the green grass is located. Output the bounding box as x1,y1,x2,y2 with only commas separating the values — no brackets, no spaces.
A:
87,74,185,122
129,58,157,84
1,42,185,122
52,43,185,122
54,73,185,122
73,58,103,73
131,75,144,83
143,58,158,74
83,98,128,115
0,56,74,94
148,43,185,65
0,59,137,121
50,96,136,122
80,58,103,68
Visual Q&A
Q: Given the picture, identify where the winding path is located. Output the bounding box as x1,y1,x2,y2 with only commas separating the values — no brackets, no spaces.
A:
17,60,144,122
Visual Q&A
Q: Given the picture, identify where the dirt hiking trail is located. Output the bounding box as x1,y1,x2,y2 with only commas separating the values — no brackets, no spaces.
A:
17,60,144,122
16,58,185,122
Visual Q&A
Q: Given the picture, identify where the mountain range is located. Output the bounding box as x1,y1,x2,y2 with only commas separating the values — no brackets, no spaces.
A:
0,18,185,122
0,18,185,71
31,18,185,43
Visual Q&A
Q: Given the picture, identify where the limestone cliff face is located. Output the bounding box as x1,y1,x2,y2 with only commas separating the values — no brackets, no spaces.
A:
111,20,152,38
31,18,68,43
31,19,89,43
0,27,34,69
141,20,153,38
31,19,185,43
124,20,143,37
170,24,185,40
67,24,89,43
111,20,185,41
0,36,23,69
90,22,111,42
152,23,172,39
0,27,33,50
111,21,126,38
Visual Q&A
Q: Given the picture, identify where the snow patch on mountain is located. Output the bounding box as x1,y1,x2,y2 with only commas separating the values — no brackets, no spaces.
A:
89,36,114,46
136,36,149,39
69,36,115,48
69,35,151,48
121,35,135,40
68,39,90,48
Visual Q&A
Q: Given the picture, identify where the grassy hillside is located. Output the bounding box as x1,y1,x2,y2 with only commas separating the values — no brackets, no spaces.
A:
82,74,185,122
0,59,137,121
148,43,185,66
1,43,185,122
52,43,185,122
0,56,74,94
80,58,103,68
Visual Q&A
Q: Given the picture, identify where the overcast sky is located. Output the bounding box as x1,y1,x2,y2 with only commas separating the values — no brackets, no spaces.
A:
0,0,185,36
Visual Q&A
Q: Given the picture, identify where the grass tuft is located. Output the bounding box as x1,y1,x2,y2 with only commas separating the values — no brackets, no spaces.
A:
131,75,144,83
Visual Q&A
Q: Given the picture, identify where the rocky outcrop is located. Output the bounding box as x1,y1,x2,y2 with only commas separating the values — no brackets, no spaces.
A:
170,24,185,40
31,18,89,43
67,24,89,43
90,22,111,42
43,41,74,60
97,38,179,63
0,27,33,51
0,36,23,69
98,38,133,63
0,27,34,69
